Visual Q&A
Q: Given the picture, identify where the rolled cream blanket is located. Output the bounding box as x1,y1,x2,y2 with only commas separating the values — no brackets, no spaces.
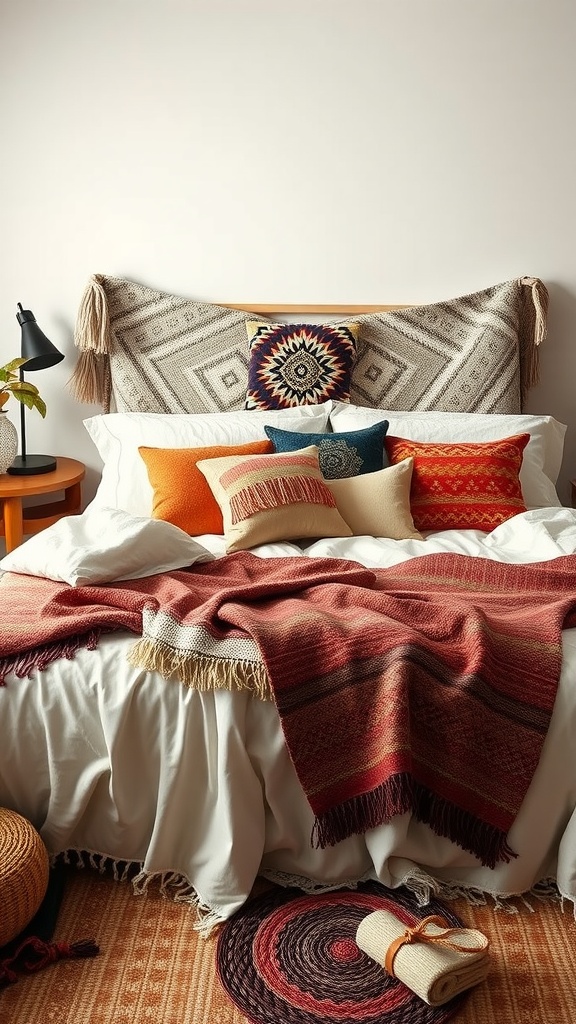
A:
356,911,489,1007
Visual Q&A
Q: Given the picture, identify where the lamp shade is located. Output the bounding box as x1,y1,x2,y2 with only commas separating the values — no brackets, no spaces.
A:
6,303,65,476
17,304,64,371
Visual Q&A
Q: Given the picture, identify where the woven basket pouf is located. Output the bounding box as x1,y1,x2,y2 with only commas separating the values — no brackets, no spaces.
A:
0,807,49,947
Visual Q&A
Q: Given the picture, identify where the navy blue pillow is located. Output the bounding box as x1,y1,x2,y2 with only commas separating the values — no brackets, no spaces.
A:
264,420,389,479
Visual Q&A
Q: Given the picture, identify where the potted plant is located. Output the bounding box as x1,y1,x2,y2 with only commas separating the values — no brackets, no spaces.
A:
0,358,47,416
0,358,46,474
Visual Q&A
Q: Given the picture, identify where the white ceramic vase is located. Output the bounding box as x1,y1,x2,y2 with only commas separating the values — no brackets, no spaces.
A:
0,410,18,474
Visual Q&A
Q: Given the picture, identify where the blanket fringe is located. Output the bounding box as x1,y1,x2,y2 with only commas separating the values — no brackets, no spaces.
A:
312,774,516,870
518,276,549,400
312,774,414,851
69,273,112,408
128,638,272,700
0,630,101,686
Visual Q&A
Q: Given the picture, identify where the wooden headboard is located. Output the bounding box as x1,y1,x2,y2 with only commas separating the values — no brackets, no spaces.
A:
222,303,410,315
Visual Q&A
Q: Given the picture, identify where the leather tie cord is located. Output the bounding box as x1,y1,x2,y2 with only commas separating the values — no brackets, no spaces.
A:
384,915,489,978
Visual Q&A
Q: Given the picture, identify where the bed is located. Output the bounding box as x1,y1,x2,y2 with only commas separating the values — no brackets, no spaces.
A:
2,274,576,936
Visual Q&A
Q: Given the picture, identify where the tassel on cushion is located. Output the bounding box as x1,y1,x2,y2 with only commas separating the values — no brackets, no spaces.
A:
68,274,112,408
229,475,336,525
518,276,549,400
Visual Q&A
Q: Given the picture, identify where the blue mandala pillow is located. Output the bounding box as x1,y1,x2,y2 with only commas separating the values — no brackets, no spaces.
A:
264,420,389,479
245,320,359,411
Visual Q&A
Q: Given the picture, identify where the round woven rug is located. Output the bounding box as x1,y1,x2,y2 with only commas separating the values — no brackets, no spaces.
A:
216,881,469,1024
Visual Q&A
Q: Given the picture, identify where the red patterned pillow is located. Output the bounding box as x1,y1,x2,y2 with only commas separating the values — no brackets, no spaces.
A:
384,433,530,532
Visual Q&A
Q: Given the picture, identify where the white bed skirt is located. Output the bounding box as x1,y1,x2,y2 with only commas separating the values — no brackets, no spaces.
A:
2,625,576,931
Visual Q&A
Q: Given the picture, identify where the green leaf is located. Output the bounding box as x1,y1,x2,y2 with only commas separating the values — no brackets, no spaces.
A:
12,392,47,417
0,357,47,414
0,358,28,375
9,380,40,397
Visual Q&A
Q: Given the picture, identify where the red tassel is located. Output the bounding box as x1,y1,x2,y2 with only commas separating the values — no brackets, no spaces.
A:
0,935,99,987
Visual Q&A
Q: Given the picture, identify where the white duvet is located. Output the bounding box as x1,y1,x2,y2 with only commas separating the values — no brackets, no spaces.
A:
2,506,576,931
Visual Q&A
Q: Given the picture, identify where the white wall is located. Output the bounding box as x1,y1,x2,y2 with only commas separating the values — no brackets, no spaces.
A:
1,0,575,507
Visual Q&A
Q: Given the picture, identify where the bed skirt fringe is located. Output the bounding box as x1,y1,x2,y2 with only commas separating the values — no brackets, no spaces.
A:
55,850,227,936
262,866,573,919
411,874,574,918
51,850,575,944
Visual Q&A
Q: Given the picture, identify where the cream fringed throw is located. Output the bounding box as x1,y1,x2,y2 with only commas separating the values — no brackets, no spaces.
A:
69,274,548,415
356,910,490,1006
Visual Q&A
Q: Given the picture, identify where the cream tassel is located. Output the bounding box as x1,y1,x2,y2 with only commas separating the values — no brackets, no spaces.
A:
520,276,548,346
518,276,549,402
68,274,112,408
74,274,112,355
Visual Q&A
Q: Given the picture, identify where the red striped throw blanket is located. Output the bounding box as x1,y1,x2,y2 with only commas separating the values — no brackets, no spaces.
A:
2,550,576,869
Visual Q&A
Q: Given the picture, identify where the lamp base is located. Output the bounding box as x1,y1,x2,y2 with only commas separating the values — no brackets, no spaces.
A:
7,454,57,476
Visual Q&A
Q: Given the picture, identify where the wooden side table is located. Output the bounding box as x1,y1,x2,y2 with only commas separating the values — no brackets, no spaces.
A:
0,457,85,553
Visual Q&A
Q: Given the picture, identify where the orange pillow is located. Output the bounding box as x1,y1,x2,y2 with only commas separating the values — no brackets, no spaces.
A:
384,433,529,532
139,440,273,535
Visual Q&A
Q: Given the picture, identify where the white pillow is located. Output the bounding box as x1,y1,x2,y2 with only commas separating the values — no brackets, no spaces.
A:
84,404,332,516
329,402,566,509
0,507,214,586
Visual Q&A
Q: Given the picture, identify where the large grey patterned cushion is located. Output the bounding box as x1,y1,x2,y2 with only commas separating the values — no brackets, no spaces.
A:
343,279,534,415
104,277,252,413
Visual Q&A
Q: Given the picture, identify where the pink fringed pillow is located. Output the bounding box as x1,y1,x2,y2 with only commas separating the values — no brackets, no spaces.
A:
196,446,352,552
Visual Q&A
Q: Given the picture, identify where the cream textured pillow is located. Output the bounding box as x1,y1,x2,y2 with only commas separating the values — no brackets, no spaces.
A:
197,446,352,552
324,459,423,540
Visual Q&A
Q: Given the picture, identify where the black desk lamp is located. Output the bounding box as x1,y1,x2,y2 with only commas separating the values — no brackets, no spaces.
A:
7,303,65,476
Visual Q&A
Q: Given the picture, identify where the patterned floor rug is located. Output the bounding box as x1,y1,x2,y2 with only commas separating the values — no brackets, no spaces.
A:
1,865,576,1023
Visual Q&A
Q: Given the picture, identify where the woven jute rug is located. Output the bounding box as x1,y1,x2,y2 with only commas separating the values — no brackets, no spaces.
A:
1,865,575,1024
215,881,480,1024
